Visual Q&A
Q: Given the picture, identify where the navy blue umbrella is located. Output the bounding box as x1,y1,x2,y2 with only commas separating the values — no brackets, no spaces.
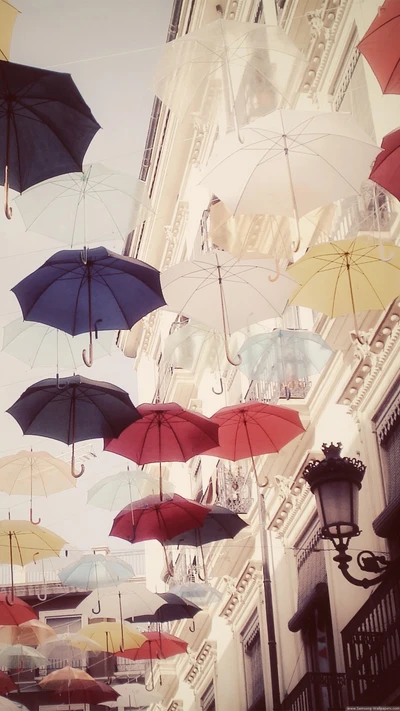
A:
132,592,202,629
0,60,100,218
12,246,166,366
6,375,141,477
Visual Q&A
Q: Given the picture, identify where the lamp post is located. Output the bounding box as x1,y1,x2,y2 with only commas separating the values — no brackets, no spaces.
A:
303,443,394,588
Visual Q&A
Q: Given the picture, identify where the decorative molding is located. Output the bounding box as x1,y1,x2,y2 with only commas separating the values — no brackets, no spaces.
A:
268,451,321,537
333,45,360,111
337,299,400,418
185,640,217,687
167,702,183,711
161,201,189,269
226,0,242,20
219,561,262,624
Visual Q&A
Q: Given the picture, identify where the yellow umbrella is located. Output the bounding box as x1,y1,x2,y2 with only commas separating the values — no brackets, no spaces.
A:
79,621,145,654
0,619,57,646
0,0,19,61
0,520,67,601
0,450,77,525
287,236,400,336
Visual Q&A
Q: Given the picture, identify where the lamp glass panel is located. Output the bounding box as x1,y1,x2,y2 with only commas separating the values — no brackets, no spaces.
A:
315,480,359,536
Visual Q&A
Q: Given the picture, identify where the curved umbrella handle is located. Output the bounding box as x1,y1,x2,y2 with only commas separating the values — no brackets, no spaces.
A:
71,464,85,479
37,591,48,602
4,166,12,220
94,318,103,339
268,259,280,283
145,654,155,692
5,593,14,606
91,599,101,615
379,240,394,262
212,377,224,395
29,508,41,526
56,373,68,390
224,338,242,367
82,342,93,367
188,619,196,633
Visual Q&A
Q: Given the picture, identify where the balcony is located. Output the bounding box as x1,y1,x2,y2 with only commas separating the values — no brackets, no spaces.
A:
341,566,400,706
282,672,347,711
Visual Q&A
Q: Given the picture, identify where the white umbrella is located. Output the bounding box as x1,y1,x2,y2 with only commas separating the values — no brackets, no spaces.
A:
76,582,164,619
201,110,380,249
0,699,29,711
106,683,161,708
161,250,297,364
14,164,153,248
38,633,102,662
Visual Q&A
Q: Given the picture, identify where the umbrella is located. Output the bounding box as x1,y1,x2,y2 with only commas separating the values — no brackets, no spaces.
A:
58,553,134,590
78,621,146,654
116,631,188,692
168,582,222,607
0,644,47,669
0,521,66,602
15,165,153,248
238,329,333,398
76,581,164,621
0,449,77,525
39,665,95,690
0,619,57,646
6,375,141,477
38,633,102,663
2,318,114,370
87,467,175,511
132,592,201,629
0,671,16,695
154,19,306,137
11,247,165,367
160,251,297,364
287,236,400,338
205,401,305,485
104,402,220,499
0,596,37,626
358,0,400,94
369,127,400,201
0,700,29,711
0,59,100,219
110,682,161,708
0,1,19,61
201,110,380,250
52,680,119,706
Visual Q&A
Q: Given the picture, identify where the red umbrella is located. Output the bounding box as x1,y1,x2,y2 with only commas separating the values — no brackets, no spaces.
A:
0,595,37,625
0,670,17,694
115,631,188,692
104,402,220,499
369,127,400,200
110,494,210,574
358,0,400,94
204,401,305,484
52,680,119,705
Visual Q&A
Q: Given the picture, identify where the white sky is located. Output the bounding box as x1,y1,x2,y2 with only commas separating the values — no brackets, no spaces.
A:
0,0,174,563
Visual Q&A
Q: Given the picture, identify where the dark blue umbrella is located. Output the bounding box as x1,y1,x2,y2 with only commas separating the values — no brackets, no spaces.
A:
0,60,100,218
132,592,202,630
6,375,141,477
11,246,166,366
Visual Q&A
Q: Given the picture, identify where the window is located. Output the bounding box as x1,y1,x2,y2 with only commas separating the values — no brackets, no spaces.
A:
45,615,81,635
201,681,216,711
241,613,266,711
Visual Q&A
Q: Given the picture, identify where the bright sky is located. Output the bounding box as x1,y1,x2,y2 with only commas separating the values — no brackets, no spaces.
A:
0,0,174,564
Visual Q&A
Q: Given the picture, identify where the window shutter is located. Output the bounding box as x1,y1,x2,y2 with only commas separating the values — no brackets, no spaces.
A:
288,522,328,632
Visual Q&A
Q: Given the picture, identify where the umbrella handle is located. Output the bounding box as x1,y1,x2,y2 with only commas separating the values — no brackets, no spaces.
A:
56,373,68,390
71,463,85,479
268,259,280,283
94,318,103,338
91,599,101,615
379,240,394,262
5,593,14,606
82,341,93,367
4,166,12,220
212,377,224,395
145,655,155,692
224,340,242,367
188,619,196,632
29,508,41,525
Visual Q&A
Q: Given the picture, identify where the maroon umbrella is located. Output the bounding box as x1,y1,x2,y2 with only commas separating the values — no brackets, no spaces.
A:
369,127,400,200
104,402,219,499
52,680,119,705
0,669,17,694
358,0,400,94
115,631,188,692
0,595,37,625
110,494,210,574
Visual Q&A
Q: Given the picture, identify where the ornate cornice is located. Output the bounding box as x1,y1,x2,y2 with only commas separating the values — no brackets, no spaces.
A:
167,702,183,711
219,561,261,624
338,300,400,417
268,451,321,537
185,640,217,687
162,201,189,269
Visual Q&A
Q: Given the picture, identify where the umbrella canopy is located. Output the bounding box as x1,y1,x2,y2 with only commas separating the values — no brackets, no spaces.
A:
132,592,201,625
369,127,400,201
0,449,77,524
163,321,227,372
79,621,146,653
201,110,379,249
287,236,400,336
205,402,305,484
38,633,102,662
161,250,297,364
110,683,161,708
238,329,333,393
11,246,165,367
358,0,400,94
0,521,66,601
52,680,119,706
0,699,29,711
0,619,57,647
116,631,188,661
58,553,134,590
0,671,16,695
87,468,175,511
0,1,19,61
168,583,222,606
154,20,306,133
39,666,94,689
166,504,248,546
0,59,100,218
76,582,164,620
6,376,140,477
15,165,153,247
0,596,37,626
0,644,47,669
104,402,219,499
2,318,114,370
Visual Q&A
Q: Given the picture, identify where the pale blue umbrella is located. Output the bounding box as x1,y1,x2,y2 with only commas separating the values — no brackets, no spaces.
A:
87,468,175,511
0,644,47,669
238,329,333,394
58,553,134,590
169,583,222,607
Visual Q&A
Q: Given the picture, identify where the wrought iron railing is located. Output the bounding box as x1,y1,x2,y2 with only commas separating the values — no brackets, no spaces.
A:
215,461,252,514
282,672,347,711
341,565,400,706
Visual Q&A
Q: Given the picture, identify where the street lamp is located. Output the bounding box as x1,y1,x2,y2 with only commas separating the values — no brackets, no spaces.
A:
303,442,393,588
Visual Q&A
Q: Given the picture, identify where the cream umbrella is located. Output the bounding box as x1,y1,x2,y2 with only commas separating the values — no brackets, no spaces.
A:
0,1,19,61
78,621,146,654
